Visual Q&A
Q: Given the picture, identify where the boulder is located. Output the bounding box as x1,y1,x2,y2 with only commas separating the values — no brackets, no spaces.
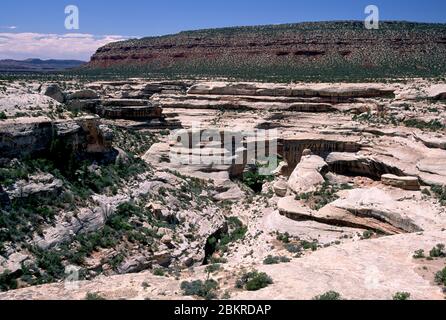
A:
287,154,328,194
68,89,99,100
213,185,244,201
41,84,65,103
117,255,151,274
273,180,288,197
381,174,420,190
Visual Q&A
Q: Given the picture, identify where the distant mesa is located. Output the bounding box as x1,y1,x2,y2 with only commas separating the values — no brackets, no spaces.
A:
0,58,86,72
85,21,446,80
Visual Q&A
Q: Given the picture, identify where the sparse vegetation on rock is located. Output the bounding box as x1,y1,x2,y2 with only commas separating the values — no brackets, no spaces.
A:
295,181,352,211
181,279,219,300
313,291,342,300
263,255,291,265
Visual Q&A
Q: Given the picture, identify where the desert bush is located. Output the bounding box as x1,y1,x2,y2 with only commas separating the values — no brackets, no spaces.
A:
284,243,302,254
313,291,342,300
241,162,275,193
153,268,165,277
206,217,247,255
205,264,222,275
236,270,273,291
301,240,318,251
276,232,291,243
85,292,106,300
263,255,291,265
435,267,446,286
0,270,18,292
393,292,411,300
295,181,352,210
429,244,446,258
404,119,445,131
362,230,374,239
432,186,446,206
413,249,425,259
181,279,219,300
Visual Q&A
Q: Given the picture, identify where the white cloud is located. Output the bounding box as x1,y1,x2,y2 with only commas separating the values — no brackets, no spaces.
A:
0,33,131,61
1,26,17,30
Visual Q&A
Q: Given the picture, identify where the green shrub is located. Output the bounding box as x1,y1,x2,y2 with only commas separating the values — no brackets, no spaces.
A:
209,257,228,264
236,270,273,291
241,163,274,193
284,243,301,254
276,232,290,243
263,255,291,265
404,119,445,131
0,111,7,120
313,291,342,300
153,268,165,277
206,217,247,256
412,249,425,259
431,186,446,206
301,240,318,251
295,181,352,210
393,292,411,300
0,270,18,292
205,264,222,275
429,244,445,258
34,249,65,280
85,292,106,300
362,230,374,239
181,279,219,300
435,267,446,286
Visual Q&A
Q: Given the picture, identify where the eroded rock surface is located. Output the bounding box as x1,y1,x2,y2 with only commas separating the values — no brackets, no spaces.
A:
0,77,445,300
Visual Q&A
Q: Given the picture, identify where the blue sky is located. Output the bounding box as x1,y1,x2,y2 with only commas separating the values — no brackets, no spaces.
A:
1,0,445,60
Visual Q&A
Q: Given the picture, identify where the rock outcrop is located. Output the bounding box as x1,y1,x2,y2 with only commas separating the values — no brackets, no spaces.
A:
278,196,405,235
68,89,99,100
381,174,420,191
0,116,115,160
187,82,395,100
6,173,63,200
287,153,328,194
41,84,65,103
